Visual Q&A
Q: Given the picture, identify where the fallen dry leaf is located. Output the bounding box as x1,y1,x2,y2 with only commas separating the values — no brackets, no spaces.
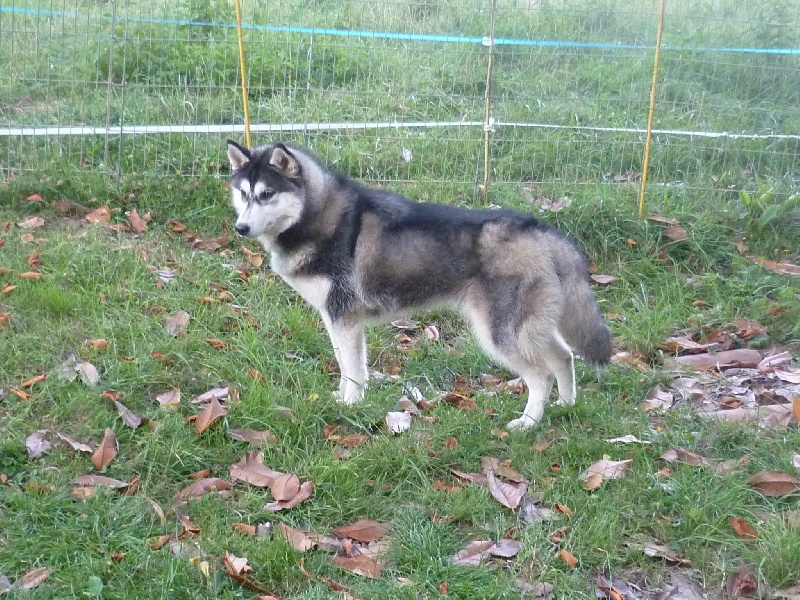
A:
443,392,477,411
156,387,181,409
230,451,282,488
747,470,800,497
299,558,349,592
127,208,147,233
637,539,691,566
27,249,41,270
25,430,51,458
278,523,317,552
232,522,257,536
773,585,800,599
487,470,527,509
18,271,42,279
673,348,762,371
15,566,52,590
84,206,111,225
263,480,314,511
726,564,759,599
480,457,528,483
386,411,412,434
241,246,264,267
452,540,496,566
92,428,118,470
17,215,45,229
227,428,277,446
558,549,578,569
27,193,44,202
86,338,109,351
581,459,632,486
271,473,300,502
20,373,46,389
193,398,227,434
175,477,231,500
748,256,800,276
76,361,100,386
731,517,758,539
590,274,616,285
71,474,129,488
329,555,383,579
56,433,92,453
333,519,391,543
164,311,190,336
189,468,212,480
114,400,144,429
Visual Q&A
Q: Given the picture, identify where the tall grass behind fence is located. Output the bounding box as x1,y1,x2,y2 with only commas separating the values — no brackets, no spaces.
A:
1,0,799,203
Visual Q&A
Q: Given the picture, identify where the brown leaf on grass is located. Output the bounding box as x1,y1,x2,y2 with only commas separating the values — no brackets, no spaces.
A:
648,215,688,242
277,523,317,552
241,246,264,267
156,387,181,409
227,428,277,446
487,470,527,509
386,411,412,434
329,555,383,579
113,400,144,429
76,361,100,386
18,271,42,279
71,474,129,488
660,336,711,353
263,480,314,511
452,540,495,566
192,238,222,252
583,473,603,491
126,208,147,233
248,368,266,384
726,564,759,599
84,206,111,225
189,468,212,480
26,430,51,458
673,348,763,371
700,403,795,425
1,284,17,294
443,392,477,411
581,459,633,487
222,552,275,595
232,522,256,536
17,215,45,229
333,519,391,543
794,397,800,423
193,398,227,434
747,470,800,497
205,338,229,351
92,428,117,470
480,457,528,483
27,193,44,202
748,256,800,276
28,249,41,270
9,388,31,400
164,311,190,336
15,566,52,590
636,540,691,566
192,386,231,405
56,433,92,453
521,494,558,523
146,497,166,524
175,477,231,500
660,447,712,468
450,469,489,487
337,433,369,448
271,473,300,502
230,451,282,488
731,517,758,539
444,437,458,448
558,549,578,569
86,338,109,351
590,274,616,285
20,373,46,389
0,312,10,326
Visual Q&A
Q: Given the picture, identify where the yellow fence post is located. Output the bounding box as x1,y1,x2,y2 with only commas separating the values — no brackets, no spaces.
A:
234,0,252,148
482,0,498,205
638,0,667,217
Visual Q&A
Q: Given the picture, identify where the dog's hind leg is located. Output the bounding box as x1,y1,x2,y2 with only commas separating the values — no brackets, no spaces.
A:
506,364,553,431
544,331,576,407
327,318,368,405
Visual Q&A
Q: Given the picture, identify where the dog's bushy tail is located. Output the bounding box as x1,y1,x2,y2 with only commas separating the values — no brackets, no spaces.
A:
553,238,613,366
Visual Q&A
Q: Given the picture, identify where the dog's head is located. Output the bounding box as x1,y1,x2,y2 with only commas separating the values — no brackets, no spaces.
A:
226,141,306,241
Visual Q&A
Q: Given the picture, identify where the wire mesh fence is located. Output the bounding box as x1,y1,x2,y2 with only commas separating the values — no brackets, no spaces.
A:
1,0,799,202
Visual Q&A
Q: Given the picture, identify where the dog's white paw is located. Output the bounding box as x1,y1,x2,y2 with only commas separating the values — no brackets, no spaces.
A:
555,394,576,407
506,416,539,431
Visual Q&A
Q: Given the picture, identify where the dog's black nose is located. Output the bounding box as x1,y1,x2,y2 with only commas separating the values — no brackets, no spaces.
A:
235,223,250,236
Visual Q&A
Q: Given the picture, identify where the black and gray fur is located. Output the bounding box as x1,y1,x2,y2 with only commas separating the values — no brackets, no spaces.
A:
226,140,612,429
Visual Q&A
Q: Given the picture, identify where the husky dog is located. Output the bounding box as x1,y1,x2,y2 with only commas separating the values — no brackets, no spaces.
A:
226,141,612,430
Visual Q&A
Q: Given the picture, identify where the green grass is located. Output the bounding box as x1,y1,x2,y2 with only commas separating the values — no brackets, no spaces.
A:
1,0,800,596
2,170,800,598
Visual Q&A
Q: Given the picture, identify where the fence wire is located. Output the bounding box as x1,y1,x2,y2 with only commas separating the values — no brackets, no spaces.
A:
1,0,799,201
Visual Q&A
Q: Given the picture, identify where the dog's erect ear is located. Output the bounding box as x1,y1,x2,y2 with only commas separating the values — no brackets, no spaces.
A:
227,140,251,171
268,144,301,178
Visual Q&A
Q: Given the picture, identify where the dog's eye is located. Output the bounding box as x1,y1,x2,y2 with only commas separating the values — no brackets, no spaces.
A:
258,190,276,201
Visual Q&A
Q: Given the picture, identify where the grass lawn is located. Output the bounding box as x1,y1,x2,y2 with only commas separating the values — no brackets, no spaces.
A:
1,167,799,599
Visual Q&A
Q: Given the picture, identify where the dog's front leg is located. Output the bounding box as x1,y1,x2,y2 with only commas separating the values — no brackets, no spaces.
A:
321,314,367,405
